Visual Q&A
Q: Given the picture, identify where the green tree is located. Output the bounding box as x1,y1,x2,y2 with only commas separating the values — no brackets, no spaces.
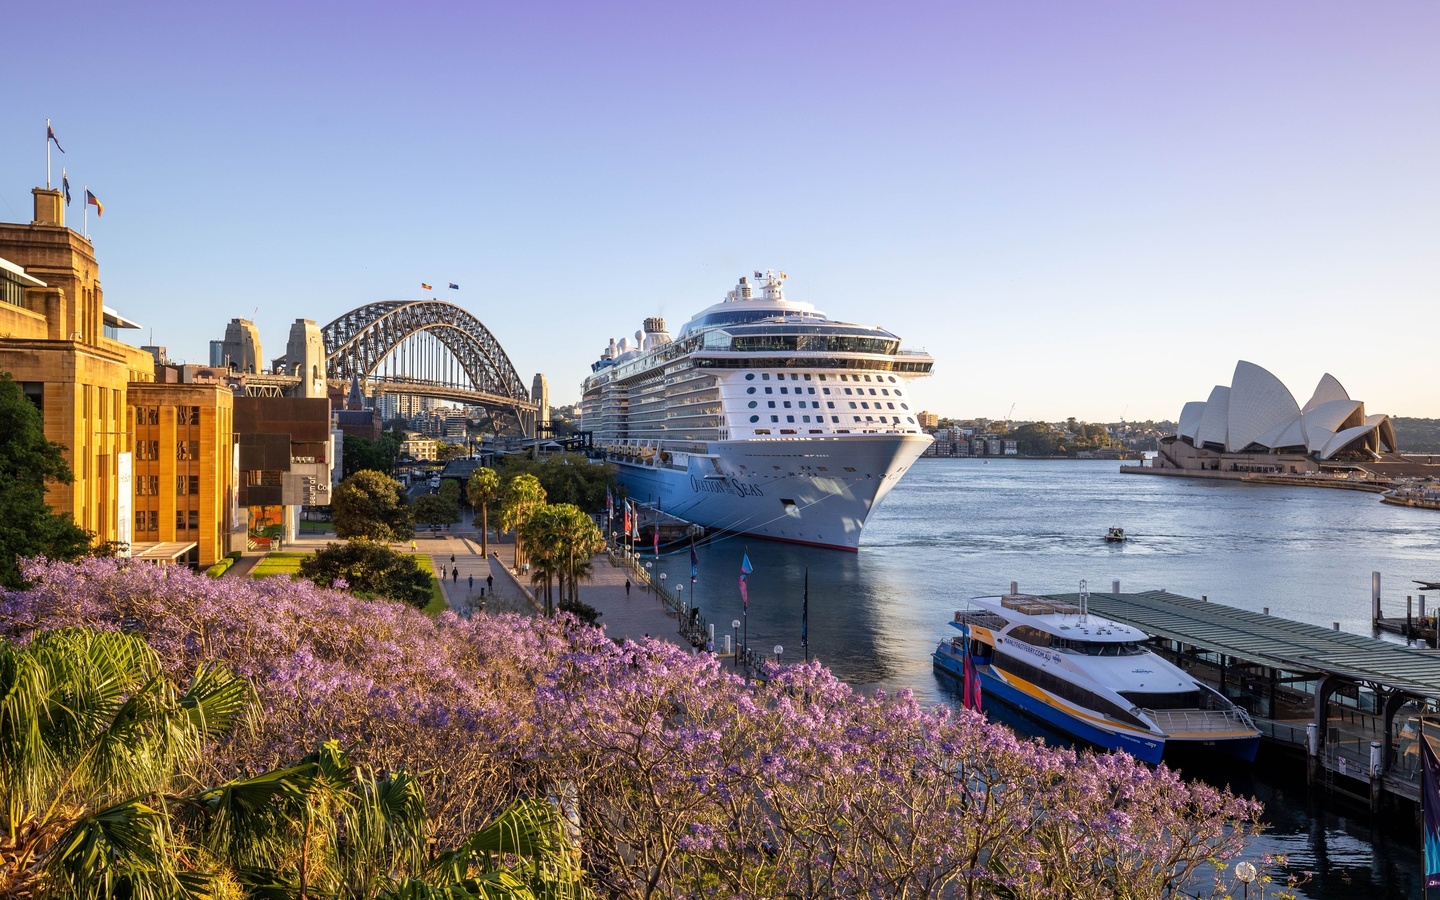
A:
413,492,461,528
496,452,615,511
466,467,501,557
332,470,414,542
0,374,97,588
342,431,402,477
498,474,546,569
298,539,435,607
519,504,604,616
435,442,469,462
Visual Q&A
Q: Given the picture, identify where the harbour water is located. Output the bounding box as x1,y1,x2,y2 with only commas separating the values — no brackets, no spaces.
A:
643,458,1435,899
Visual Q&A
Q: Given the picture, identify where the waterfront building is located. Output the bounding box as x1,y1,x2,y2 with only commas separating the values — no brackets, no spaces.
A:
917,410,939,429
1157,361,1399,475
234,397,332,550
128,382,234,566
0,189,157,548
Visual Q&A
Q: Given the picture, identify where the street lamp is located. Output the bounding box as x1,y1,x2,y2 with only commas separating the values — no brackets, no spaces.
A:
1234,861,1256,900
676,583,684,614
659,572,667,601
732,620,740,668
773,644,784,664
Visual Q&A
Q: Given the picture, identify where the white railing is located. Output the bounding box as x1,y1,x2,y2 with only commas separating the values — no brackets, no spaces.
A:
1143,707,1257,735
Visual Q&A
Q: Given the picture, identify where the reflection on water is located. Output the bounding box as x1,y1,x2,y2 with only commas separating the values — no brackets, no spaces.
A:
646,459,1432,898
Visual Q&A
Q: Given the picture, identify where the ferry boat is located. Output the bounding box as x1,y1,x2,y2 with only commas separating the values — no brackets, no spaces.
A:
933,584,1260,764
1105,526,1126,543
579,271,934,551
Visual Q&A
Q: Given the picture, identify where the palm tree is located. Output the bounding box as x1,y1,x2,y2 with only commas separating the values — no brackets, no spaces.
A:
498,474,547,570
0,627,251,897
551,505,604,604
0,628,592,898
466,467,501,558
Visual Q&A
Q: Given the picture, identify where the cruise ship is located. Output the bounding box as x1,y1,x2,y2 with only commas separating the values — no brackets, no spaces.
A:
579,271,934,551
934,586,1261,764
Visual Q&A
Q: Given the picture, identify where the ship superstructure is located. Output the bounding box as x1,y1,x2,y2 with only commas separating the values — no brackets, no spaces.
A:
580,271,934,550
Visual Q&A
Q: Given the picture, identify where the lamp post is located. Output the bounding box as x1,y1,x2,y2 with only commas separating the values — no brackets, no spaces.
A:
773,644,784,665
676,583,684,614
732,620,740,668
659,572,667,605
1234,861,1256,900
645,561,652,591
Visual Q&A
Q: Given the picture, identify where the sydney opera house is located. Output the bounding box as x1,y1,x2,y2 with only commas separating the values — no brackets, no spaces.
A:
1156,362,1398,474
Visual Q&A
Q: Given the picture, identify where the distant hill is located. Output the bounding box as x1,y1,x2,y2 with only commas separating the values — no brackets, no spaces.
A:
1393,417,1440,453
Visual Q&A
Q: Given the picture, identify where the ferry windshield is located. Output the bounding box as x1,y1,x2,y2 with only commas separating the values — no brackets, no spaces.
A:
1057,639,1146,656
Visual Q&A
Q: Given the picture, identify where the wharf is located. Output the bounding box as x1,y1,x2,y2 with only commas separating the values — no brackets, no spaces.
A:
1035,587,1440,814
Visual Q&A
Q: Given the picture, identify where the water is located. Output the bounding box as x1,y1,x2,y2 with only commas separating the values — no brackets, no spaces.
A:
645,459,1436,898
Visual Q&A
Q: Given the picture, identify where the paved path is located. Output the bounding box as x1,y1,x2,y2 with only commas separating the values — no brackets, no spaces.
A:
265,516,700,652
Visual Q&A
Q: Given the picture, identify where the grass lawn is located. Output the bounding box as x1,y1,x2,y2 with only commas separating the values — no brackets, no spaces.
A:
298,521,332,534
422,575,448,615
249,552,310,579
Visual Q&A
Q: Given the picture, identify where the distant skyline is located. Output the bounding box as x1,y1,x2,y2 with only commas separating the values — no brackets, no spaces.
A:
3,2,1435,421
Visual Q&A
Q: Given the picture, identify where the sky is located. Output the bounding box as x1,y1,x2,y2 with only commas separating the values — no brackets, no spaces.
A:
4,1,1436,423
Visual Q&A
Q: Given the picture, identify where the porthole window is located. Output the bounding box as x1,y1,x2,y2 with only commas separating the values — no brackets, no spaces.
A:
745,373,755,381
895,389,903,396
901,403,909,410
889,376,897,382
906,417,915,424
746,387,756,394
750,415,760,423
748,400,758,408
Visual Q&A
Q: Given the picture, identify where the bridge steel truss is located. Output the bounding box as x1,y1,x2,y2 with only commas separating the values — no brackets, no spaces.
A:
321,300,537,435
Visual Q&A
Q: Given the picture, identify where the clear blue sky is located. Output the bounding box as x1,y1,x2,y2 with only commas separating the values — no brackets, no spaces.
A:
4,1,1436,422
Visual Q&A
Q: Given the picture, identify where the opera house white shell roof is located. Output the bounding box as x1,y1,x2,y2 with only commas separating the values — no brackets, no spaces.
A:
1175,362,1395,460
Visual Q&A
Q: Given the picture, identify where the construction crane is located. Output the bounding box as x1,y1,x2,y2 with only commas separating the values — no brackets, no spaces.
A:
1005,403,1016,429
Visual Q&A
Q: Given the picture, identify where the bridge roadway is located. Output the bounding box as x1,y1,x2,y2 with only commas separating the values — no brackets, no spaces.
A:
1038,587,1440,809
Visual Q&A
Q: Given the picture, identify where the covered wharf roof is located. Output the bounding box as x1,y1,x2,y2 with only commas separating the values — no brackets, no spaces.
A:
1041,589,1440,700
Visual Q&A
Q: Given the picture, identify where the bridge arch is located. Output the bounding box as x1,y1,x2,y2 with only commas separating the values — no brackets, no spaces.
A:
321,300,537,433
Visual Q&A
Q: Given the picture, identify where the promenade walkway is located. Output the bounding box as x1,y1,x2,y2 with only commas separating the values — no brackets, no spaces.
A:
264,517,698,652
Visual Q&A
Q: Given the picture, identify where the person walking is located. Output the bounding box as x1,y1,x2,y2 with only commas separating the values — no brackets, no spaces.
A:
468,574,474,591
451,566,458,583
410,540,417,553
486,574,493,590
625,578,631,596
450,554,456,565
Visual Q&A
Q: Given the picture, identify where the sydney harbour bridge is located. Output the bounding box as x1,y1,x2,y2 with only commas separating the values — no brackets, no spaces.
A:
245,299,543,436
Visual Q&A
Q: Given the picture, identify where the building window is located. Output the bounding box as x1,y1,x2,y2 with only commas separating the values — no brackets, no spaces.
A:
178,406,200,425
177,440,200,460
136,475,159,496
136,440,160,461
189,510,199,529
177,474,200,495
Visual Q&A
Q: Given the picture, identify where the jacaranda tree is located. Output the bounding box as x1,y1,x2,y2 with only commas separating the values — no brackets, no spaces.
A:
0,559,1281,899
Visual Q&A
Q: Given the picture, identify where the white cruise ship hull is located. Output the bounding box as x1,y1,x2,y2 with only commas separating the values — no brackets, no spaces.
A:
612,433,932,551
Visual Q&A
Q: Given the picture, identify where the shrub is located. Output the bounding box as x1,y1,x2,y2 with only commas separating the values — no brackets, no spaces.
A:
298,539,433,608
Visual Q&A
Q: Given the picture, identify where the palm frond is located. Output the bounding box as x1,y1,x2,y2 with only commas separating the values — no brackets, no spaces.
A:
46,796,199,900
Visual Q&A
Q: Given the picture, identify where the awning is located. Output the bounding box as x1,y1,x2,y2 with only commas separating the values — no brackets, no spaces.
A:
128,542,198,562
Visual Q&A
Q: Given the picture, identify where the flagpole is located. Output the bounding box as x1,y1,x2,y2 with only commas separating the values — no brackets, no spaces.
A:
742,545,748,662
46,119,51,189
83,184,88,239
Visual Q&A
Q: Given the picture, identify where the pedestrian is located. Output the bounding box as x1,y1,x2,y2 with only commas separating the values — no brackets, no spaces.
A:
468,574,474,590
410,540,417,553
486,574,493,590
452,566,458,583
705,637,715,654
450,554,456,564
625,578,631,596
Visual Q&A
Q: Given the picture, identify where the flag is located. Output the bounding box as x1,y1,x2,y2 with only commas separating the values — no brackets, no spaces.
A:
85,190,103,217
1423,723,1440,888
690,543,698,584
961,634,975,711
448,282,459,289
62,169,71,206
739,553,752,609
47,123,64,153
753,270,762,279
605,488,614,520
622,502,631,538
800,568,808,650
421,283,433,291
653,527,659,560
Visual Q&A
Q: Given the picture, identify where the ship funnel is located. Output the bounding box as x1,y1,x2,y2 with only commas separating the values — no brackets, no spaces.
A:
737,276,753,300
